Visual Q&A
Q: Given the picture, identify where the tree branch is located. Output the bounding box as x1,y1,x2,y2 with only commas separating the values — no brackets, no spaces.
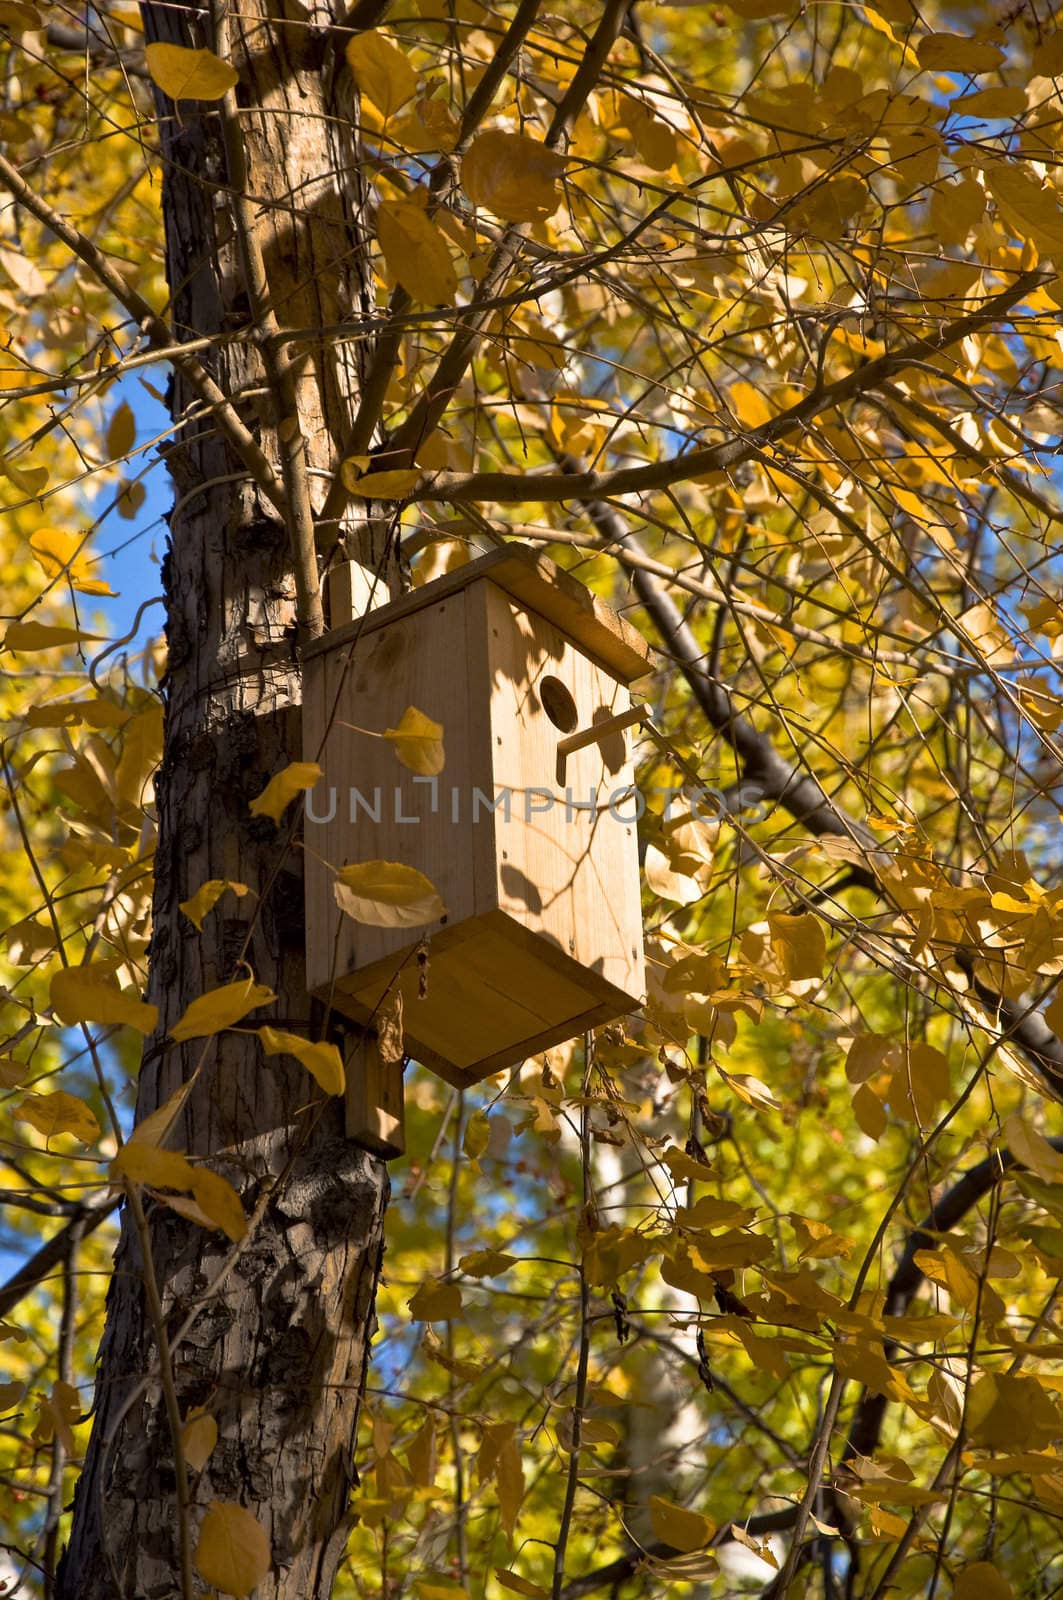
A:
0,151,287,515
411,272,1043,506
0,1189,118,1323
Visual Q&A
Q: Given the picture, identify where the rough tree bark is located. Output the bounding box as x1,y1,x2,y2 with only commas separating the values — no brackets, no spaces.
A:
59,2,393,1595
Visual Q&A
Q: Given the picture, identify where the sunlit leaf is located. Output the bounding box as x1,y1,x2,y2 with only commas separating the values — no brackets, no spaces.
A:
383,706,446,775
14,1091,100,1145
194,1501,271,1597
170,978,277,1042
182,1410,218,1474
334,861,445,927
50,963,158,1034
258,1026,345,1096
649,1495,715,1552
462,130,565,224
346,31,416,120
146,43,239,101
248,762,322,823
377,201,457,305
179,878,250,931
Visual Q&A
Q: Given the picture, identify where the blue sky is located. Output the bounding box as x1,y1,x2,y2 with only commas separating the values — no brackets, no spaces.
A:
86,374,171,652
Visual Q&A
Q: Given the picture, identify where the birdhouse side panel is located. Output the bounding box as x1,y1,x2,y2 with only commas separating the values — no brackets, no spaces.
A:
303,590,492,1003
482,582,645,1010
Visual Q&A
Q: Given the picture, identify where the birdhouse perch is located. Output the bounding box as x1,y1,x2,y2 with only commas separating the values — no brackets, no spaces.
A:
303,544,653,1111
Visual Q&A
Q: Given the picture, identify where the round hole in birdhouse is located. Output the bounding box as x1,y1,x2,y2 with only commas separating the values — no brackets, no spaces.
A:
540,675,578,732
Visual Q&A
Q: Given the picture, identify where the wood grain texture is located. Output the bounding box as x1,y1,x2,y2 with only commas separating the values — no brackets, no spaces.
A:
305,569,647,1082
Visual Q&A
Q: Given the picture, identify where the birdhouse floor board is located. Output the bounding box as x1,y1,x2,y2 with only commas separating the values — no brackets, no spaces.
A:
321,911,639,1088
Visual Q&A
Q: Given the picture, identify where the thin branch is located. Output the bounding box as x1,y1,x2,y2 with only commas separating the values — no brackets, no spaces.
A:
411,272,1043,505
0,150,286,514
0,1190,118,1323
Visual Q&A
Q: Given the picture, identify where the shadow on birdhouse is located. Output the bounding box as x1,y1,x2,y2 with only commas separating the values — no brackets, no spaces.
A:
302,545,653,1125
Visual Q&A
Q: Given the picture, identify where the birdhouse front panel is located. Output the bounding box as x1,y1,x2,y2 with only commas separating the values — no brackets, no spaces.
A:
302,547,652,1087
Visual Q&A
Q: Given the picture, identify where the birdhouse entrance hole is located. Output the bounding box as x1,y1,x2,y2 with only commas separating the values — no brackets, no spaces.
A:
539,675,578,732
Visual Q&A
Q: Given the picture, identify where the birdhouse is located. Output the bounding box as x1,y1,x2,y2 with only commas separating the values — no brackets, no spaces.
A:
302,544,652,1099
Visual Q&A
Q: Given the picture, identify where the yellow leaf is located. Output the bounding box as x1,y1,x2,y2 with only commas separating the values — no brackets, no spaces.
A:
985,165,1063,258
408,1279,463,1320
405,1416,438,1487
768,910,825,982
180,879,250,931
107,399,136,458
182,1410,218,1473
0,1381,25,1413
191,1168,248,1242
170,978,277,1042
248,761,322,823
661,1145,716,1184
1003,1113,1063,1183
852,1082,887,1141
459,1249,517,1277
340,463,421,499
346,31,416,120
949,86,1026,119
644,842,705,906
112,1143,197,1190
496,1432,524,1539
648,1494,715,1553
50,963,158,1034
126,1080,195,1150
915,32,1005,72
33,1380,81,1452
967,1372,1062,1450
383,705,445,775
258,1026,345,1096
495,1571,548,1598
953,1563,1014,1600
462,1108,491,1161
0,1,40,27
462,130,565,224
30,528,116,597
377,200,457,304
194,1500,271,1597
716,1065,781,1113
2,620,105,652
111,1144,246,1240
146,43,239,101
334,861,445,928
0,454,47,498
116,704,163,807
14,1091,100,1145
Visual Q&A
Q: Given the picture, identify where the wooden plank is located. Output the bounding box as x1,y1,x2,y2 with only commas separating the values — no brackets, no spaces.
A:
327,560,390,627
345,1031,405,1159
484,585,645,1007
304,545,655,684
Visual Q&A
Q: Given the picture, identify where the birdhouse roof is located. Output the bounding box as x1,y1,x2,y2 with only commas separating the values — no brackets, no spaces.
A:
309,544,655,683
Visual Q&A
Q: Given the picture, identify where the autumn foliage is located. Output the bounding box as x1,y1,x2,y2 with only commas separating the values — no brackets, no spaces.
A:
4,1,1063,1597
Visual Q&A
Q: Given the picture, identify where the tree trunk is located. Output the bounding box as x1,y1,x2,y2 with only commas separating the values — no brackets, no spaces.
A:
59,3,391,1595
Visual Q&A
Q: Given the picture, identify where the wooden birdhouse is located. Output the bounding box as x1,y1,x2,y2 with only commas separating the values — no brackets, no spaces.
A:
302,544,652,1108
